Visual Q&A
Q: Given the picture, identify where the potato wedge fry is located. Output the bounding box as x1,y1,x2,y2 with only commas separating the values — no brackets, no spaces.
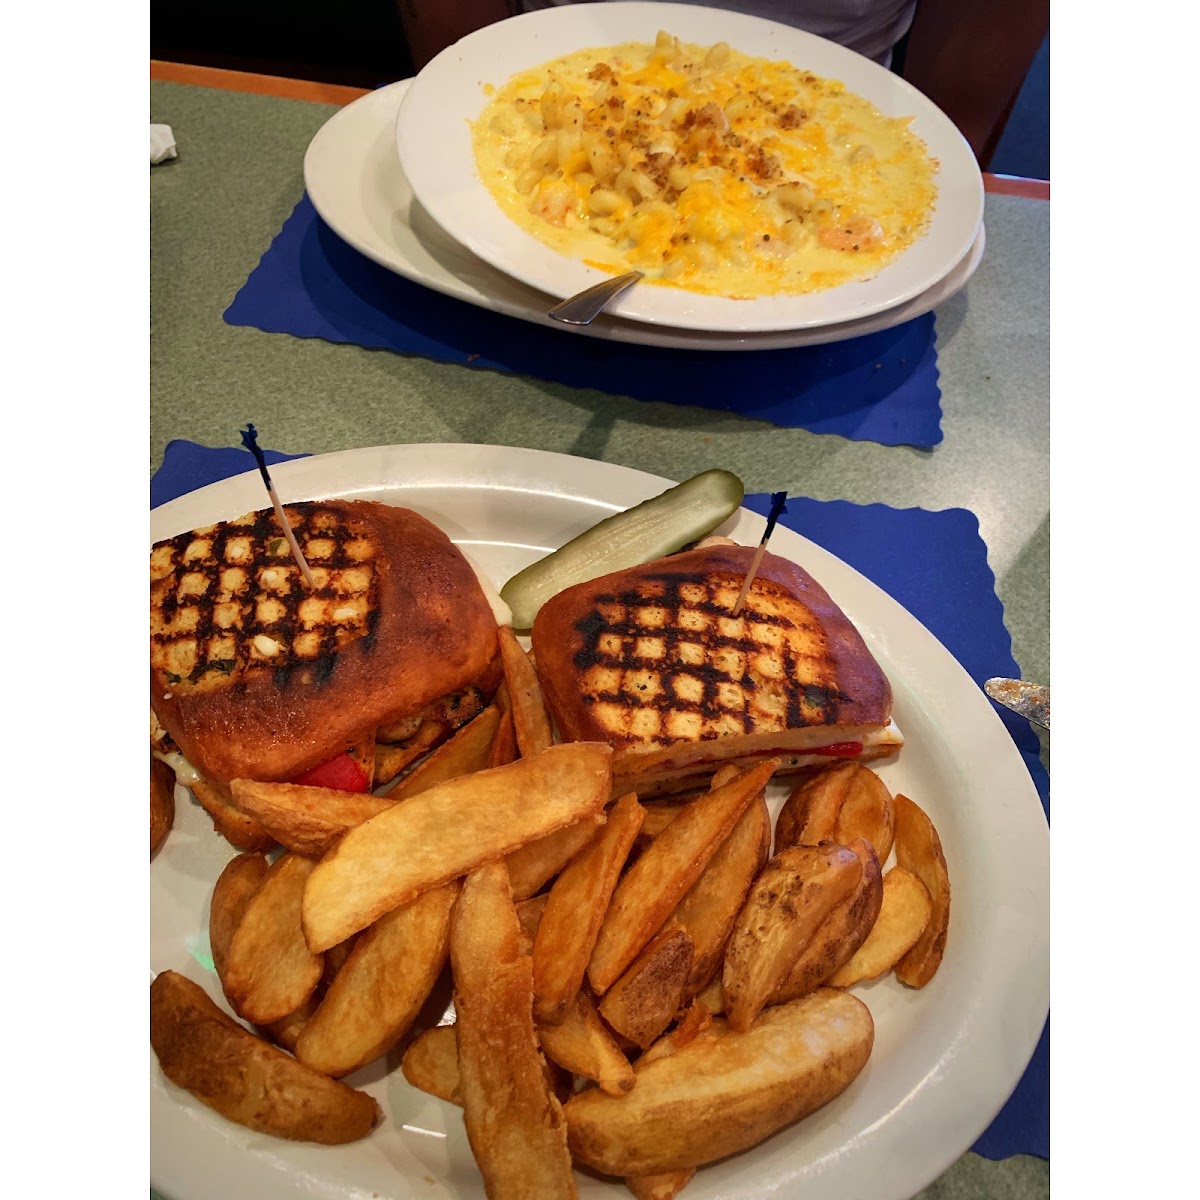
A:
723,844,862,1032
295,882,459,1077
451,860,577,1200
402,1024,461,1104
891,795,951,987
262,993,321,1052
775,760,895,863
224,853,324,1024
401,1021,572,1108
770,838,883,1004
538,989,636,1095
517,892,550,943
829,866,932,987
191,777,275,852
589,759,779,994
638,802,688,840
488,707,518,768
565,988,874,1174
506,812,607,902
150,970,380,1144
151,757,175,855
303,743,612,952
671,793,771,1001
634,1001,714,1072
534,793,644,1024
228,780,394,858
692,976,724,1017
498,624,554,757
208,851,270,988
599,924,693,1049
626,1171,695,1200
387,706,501,801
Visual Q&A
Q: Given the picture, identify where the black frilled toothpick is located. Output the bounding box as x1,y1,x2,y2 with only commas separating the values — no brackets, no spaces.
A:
731,490,789,616
240,424,316,588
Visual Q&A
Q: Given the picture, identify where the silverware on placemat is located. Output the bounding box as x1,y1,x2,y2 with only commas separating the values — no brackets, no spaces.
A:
984,678,1050,729
548,270,644,325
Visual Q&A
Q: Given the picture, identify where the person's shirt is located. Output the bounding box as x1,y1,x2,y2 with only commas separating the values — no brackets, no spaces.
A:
515,0,918,67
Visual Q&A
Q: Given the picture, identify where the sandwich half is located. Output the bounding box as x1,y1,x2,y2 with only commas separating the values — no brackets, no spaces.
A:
150,499,501,788
531,543,901,794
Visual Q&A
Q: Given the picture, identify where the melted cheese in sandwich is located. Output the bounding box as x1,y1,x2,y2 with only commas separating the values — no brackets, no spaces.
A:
472,31,938,298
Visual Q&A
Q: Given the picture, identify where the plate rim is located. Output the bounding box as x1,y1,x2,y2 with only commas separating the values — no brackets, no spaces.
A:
151,443,1049,1200
303,79,985,353
395,2,985,334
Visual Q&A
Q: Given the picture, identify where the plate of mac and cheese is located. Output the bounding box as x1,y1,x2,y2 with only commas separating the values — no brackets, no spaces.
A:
396,3,984,334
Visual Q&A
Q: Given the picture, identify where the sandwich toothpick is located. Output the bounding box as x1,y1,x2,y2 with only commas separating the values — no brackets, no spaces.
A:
731,491,789,617
240,424,316,588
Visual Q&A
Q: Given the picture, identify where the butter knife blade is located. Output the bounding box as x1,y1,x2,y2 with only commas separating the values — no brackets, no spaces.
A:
984,678,1049,729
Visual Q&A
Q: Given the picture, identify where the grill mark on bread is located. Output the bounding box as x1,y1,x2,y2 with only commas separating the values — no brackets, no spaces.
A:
150,504,380,693
569,570,851,745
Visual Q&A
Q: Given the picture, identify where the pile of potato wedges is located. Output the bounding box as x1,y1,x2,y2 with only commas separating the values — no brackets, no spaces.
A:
151,634,950,1199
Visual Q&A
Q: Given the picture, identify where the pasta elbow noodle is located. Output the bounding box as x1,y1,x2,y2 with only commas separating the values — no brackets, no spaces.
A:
589,188,625,216
704,41,731,69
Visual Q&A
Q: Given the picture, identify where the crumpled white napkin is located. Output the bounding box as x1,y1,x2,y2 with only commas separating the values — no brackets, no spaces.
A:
151,123,177,165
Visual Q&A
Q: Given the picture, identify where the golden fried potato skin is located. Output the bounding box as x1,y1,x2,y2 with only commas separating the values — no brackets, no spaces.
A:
775,760,895,862
892,795,951,986
769,837,883,1004
228,779,393,858
223,854,324,1025
722,844,862,1031
208,852,270,987
451,861,578,1199
588,760,777,994
295,882,458,1077
302,743,611,952
150,970,380,1144
402,1024,462,1105
191,777,276,852
565,989,873,1175
151,757,175,855
829,865,931,988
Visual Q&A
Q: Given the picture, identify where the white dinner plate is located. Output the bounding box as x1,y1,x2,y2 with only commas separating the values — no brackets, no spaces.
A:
306,79,985,353
150,444,1049,1200
395,3,984,334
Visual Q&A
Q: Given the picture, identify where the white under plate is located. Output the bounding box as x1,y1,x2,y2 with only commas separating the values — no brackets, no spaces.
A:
306,79,984,353
395,3,984,334
150,445,1049,1200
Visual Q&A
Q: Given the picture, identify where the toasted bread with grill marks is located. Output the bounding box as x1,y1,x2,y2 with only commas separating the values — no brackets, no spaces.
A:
531,544,895,791
150,501,498,785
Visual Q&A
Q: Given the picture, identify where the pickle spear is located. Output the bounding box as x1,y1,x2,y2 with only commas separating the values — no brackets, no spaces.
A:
501,469,745,629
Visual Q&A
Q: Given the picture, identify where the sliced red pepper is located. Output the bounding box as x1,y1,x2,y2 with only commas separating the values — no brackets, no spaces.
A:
808,741,864,757
292,753,370,792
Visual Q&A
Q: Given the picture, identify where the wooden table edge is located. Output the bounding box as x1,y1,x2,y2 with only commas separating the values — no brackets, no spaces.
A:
150,59,1050,200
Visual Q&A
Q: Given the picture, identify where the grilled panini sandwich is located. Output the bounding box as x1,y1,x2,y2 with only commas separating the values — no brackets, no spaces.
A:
531,543,901,794
150,500,501,789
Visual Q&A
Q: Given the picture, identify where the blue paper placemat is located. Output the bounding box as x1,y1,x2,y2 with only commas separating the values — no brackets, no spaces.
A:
150,441,1047,1160
223,195,945,447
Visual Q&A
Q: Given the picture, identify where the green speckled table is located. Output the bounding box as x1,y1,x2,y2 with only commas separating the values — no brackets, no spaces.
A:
150,74,1048,1200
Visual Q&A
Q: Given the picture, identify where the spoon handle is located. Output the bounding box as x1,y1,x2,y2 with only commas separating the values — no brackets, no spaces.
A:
548,270,644,325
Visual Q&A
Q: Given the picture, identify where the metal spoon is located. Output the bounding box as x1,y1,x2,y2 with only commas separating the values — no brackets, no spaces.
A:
547,271,644,325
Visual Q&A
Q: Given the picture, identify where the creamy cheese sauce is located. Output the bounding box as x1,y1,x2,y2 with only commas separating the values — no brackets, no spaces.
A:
472,32,938,299
151,749,203,788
